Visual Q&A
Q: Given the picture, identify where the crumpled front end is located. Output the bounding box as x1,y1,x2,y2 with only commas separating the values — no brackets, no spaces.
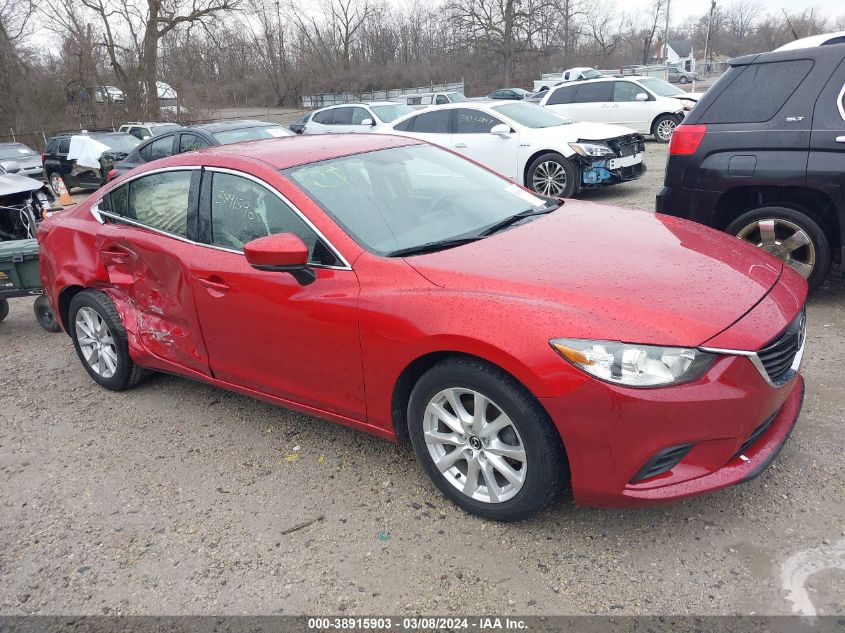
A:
575,133,646,189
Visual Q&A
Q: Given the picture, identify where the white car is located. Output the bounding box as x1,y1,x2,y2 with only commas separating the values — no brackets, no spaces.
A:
303,102,414,134
384,101,645,198
403,92,469,108
774,31,845,51
538,77,687,142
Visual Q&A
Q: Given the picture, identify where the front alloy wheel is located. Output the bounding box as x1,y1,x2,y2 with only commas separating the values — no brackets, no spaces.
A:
408,357,568,521
652,115,678,142
423,388,527,503
532,161,569,197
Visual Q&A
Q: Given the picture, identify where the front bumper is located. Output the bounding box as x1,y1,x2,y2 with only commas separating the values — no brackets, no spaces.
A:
541,355,804,508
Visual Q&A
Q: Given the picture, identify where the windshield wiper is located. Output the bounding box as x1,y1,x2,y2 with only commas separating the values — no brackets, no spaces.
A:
478,201,560,237
387,236,483,257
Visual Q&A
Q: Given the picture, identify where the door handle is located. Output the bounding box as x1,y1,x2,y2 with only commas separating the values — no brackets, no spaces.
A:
836,136,845,143
198,276,230,295
454,143,468,148
99,247,131,264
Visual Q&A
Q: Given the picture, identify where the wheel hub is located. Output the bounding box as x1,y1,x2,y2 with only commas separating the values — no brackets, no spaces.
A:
422,387,527,504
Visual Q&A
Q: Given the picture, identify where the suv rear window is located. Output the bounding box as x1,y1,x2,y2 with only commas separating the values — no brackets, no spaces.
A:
700,59,814,124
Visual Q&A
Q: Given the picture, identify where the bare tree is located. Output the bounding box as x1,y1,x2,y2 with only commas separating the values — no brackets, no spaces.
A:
640,0,666,65
584,0,624,67
726,0,761,41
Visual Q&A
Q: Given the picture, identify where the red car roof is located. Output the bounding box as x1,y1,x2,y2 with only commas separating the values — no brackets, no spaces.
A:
198,133,423,169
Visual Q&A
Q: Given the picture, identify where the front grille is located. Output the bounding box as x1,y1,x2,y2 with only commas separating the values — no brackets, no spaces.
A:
757,312,805,384
733,408,779,458
607,134,645,157
630,443,693,483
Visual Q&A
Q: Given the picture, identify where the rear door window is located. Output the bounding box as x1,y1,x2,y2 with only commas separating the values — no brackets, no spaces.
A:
700,59,814,124
331,108,353,125
454,109,504,133
148,135,175,161
547,85,577,105
179,133,211,153
58,138,70,154
128,171,192,237
312,109,333,124
573,82,613,103
406,110,451,134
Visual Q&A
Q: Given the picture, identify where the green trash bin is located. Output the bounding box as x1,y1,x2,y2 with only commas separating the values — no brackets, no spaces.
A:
0,239,41,293
0,238,61,331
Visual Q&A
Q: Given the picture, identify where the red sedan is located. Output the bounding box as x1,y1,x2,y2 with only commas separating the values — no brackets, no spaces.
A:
37,135,807,521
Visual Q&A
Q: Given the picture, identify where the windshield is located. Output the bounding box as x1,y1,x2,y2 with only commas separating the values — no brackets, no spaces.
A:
212,125,292,144
0,145,36,160
447,93,468,102
512,88,530,96
638,77,684,97
371,104,414,122
582,69,602,79
492,103,574,127
98,134,141,152
285,144,549,256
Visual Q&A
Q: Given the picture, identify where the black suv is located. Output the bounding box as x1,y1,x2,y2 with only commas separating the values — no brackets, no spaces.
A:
43,131,140,194
657,42,845,291
110,119,292,180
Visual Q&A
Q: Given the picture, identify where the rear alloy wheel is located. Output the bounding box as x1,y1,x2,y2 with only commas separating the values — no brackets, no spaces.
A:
725,206,831,292
49,172,67,196
408,357,567,521
527,153,577,198
69,289,147,390
33,295,61,332
652,114,679,142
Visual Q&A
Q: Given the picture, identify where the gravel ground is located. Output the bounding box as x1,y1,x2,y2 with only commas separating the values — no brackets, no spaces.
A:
2,142,844,616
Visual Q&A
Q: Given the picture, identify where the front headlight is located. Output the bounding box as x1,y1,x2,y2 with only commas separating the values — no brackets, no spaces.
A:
550,339,715,387
568,142,615,158
680,99,697,111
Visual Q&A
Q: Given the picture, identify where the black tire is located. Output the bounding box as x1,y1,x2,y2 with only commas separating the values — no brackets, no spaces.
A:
651,114,680,142
33,295,61,332
526,152,578,198
0,298,8,322
48,172,68,196
725,206,831,293
679,76,689,84
407,357,568,522
68,289,147,391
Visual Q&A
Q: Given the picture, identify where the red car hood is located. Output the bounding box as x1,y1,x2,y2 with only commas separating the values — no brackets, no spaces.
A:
406,201,783,347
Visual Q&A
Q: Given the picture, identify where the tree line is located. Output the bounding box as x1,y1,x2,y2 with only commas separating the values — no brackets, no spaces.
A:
1,0,843,138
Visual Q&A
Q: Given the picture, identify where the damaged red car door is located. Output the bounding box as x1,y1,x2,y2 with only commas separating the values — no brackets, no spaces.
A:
96,168,210,376
187,168,365,420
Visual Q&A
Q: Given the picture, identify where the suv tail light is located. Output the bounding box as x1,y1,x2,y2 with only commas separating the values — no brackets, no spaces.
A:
669,124,707,155
107,168,118,181
40,154,45,164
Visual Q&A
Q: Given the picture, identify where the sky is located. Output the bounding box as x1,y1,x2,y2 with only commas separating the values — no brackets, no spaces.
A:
638,0,844,24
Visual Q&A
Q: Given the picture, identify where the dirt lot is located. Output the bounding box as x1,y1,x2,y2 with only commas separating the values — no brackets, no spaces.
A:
2,142,844,616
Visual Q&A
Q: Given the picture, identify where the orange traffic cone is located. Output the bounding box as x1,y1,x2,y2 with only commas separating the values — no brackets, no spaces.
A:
53,176,74,207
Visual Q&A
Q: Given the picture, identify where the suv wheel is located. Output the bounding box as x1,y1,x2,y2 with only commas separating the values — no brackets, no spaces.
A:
407,357,568,521
679,76,689,84
725,206,831,292
652,114,679,142
526,153,577,198
49,172,68,196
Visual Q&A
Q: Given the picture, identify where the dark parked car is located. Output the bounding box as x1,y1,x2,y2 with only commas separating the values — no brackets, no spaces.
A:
486,88,531,101
657,42,845,292
289,113,311,134
0,142,43,180
43,132,140,194
110,119,293,179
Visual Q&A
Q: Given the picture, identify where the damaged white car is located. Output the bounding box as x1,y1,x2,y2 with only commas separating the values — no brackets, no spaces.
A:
384,101,644,198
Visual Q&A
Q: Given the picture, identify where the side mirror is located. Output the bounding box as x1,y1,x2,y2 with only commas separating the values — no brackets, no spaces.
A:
244,233,316,286
635,92,648,101
361,118,374,126
0,160,21,174
490,123,511,137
